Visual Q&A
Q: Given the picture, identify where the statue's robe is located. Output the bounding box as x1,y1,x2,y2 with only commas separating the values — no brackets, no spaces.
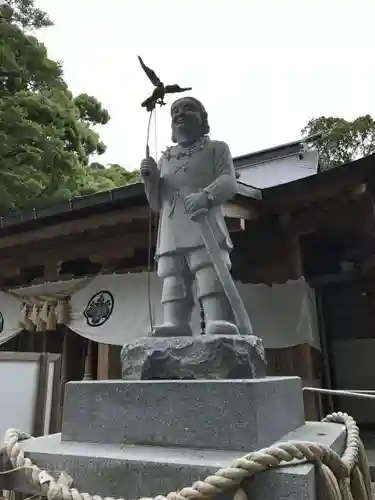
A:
143,139,237,257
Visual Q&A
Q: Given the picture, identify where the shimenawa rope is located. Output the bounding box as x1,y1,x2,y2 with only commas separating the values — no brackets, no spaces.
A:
1,412,372,500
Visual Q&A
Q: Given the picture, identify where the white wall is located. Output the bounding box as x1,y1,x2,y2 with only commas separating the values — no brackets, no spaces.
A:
0,360,40,443
237,150,319,189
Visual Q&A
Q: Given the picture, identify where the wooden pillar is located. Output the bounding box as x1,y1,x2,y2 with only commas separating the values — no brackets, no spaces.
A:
17,329,36,352
83,340,93,380
108,345,122,379
61,327,87,382
97,343,110,380
44,327,64,354
266,344,324,420
97,344,122,379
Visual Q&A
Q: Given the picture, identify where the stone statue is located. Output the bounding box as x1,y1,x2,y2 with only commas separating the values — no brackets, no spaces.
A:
140,97,239,337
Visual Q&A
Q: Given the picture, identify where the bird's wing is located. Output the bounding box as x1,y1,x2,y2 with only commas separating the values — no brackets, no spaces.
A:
165,85,192,94
141,96,152,107
138,56,161,86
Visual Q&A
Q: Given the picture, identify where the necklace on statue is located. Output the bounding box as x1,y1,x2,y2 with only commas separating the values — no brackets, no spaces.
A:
163,136,209,161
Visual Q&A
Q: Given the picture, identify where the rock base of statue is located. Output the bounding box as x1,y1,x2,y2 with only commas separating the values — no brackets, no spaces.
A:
120,334,267,380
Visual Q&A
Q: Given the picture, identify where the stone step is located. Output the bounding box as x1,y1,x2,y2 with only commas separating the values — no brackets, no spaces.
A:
61,377,305,451
0,422,346,500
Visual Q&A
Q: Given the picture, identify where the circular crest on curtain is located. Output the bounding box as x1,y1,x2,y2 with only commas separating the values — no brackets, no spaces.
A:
83,291,114,327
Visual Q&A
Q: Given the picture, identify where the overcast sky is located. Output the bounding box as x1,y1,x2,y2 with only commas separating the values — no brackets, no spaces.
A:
35,0,375,170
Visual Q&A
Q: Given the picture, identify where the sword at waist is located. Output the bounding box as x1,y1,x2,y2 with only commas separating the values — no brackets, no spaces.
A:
189,205,254,336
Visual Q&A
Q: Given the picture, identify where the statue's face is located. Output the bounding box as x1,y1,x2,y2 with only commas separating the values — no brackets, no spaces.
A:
171,98,203,144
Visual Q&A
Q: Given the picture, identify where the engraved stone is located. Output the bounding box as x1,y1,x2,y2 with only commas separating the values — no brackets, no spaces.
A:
121,335,266,380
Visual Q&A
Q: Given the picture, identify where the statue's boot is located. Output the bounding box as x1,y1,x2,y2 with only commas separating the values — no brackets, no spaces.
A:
152,299,193,337
202,294,239,335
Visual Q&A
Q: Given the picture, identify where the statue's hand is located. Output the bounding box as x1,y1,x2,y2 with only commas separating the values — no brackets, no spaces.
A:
140,157,157,180
184,191,209,217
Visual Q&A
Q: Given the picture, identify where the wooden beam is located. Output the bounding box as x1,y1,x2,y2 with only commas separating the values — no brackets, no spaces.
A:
0,206,150,249
0,218,151,259
264,177,371,212
281,192,375,236
0,265,20,281
43,261,62,282
226,218,245,232
0,233,148,278
352,183,367,196
91,247,135,268
309,270,364,287
223,203,257,220
0,206,257,268
0,201,258,252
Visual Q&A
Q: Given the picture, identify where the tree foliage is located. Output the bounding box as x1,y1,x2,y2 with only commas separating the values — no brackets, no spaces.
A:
0,0,139,213
1,0,53,29
71,163,140,197
302,115,375,170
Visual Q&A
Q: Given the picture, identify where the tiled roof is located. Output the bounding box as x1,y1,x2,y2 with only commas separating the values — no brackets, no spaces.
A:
2,139,374,234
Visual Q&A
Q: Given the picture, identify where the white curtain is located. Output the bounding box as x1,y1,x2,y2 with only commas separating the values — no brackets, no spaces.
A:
69,273,160,344
238,280,320,349
68,273,201,345
0,291,25,345
0,273,320,349
9,278,89,298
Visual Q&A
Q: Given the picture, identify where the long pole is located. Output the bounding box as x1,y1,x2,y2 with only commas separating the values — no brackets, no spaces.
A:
190,208,253,335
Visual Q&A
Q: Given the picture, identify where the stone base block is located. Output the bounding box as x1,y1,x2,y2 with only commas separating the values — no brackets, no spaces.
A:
61,377,304,451
121,335,267,380
0,422,346,500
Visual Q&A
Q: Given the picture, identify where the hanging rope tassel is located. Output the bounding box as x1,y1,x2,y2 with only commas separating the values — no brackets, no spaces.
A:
19,302,28,329
55,299,69,325
35,314,45,333
46,303,57,331
29,304,39,326
39,301,49,323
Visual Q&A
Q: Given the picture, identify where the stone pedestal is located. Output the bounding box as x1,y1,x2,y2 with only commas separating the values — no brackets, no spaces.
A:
1,421,346,500
61,378,303,451
0,334,347,500
0,377,346,500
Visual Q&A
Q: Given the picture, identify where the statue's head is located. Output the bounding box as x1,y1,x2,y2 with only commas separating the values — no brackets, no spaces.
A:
171,97,210,144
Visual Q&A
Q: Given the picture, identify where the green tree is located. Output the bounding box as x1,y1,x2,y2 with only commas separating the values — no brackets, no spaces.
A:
1,0,53,29
302,115,375,170
0,0,137,213
72,163,140,196
40,163,139,202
